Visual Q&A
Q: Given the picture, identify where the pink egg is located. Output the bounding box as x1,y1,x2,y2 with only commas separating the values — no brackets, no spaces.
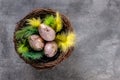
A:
44,41,58,57
39,24,55,41
29,35,44,51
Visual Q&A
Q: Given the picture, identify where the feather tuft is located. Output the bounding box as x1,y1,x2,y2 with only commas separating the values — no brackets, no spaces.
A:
26,17,41,27
55,12,63,32
22,51,44,60
55,32,76,52
17,44,29,54
43,15,56,29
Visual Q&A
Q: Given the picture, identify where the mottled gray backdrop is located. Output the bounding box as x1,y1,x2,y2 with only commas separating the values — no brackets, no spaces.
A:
0,0,120,80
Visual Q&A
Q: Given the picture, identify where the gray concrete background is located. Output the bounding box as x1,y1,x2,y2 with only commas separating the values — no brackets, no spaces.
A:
0,0,120,80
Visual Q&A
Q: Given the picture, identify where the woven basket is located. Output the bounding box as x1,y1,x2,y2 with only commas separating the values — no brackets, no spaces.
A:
14,8,74,70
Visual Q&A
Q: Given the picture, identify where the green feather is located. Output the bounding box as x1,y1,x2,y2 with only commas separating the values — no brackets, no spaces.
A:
43,15,56,29
17,44,29,54
15,26,38,40
22,51,44,60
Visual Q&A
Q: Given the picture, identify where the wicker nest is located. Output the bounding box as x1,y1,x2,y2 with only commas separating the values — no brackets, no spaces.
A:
14,8,74,70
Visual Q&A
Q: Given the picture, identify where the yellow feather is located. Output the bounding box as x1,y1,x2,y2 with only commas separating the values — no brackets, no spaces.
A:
55,32,76,52
55,12,62,32
26,17,41,27
56,32,67,42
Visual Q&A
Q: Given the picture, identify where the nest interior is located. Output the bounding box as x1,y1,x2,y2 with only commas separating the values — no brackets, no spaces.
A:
14,8,74,70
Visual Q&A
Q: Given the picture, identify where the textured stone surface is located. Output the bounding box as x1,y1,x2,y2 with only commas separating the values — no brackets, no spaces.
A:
0,0,120,80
